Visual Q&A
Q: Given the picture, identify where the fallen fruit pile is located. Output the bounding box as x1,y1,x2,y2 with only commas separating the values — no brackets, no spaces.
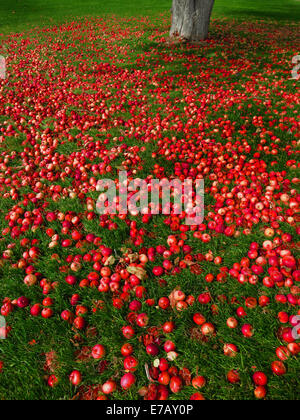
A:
0,16,299,400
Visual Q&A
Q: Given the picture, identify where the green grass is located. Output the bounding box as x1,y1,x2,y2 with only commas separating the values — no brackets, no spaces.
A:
0,0,299,35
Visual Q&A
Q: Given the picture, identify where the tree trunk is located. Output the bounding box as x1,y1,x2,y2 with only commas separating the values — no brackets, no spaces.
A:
170,0,215,42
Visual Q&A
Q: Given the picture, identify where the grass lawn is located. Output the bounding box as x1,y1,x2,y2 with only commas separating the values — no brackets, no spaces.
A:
0,0,299,401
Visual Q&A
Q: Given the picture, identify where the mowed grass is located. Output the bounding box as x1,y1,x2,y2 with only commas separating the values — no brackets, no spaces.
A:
0,0,300,35
0,0,299,402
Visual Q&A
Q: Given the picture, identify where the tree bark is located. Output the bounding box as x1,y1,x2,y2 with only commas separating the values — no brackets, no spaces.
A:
170,0,215,41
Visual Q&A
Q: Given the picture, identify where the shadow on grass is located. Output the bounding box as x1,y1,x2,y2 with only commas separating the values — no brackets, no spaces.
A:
229,8,300,22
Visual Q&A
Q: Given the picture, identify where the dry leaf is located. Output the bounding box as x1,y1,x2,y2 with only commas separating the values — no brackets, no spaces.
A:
127,253,139,263
190,264,203,275
168,286,181,308
127,266,147,280
43,350,59,373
